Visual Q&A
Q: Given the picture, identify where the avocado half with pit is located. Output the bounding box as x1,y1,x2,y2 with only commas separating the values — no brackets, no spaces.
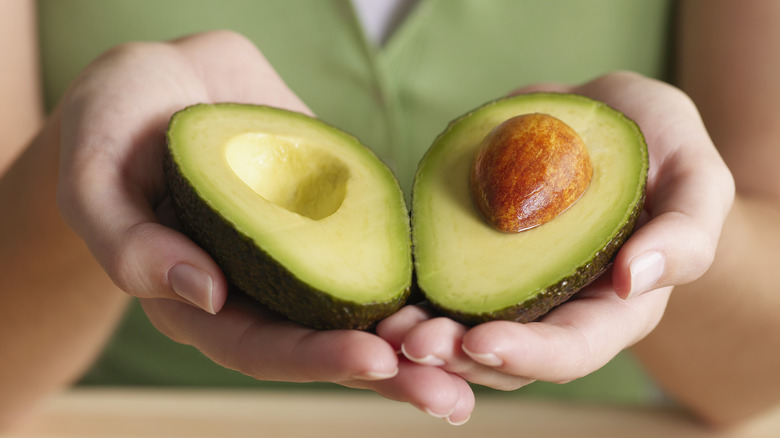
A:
412,93,648,326
164,103,412,330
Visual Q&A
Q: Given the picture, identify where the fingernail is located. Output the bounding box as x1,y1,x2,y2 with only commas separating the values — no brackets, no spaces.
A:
447,414,470,426
627,252,665,299
353,368,399,381
401,344,446,366
461,345,503,367
425,406,455,419
169,263,215,314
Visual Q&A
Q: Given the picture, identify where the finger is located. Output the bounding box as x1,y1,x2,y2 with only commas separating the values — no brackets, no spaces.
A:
510,82,574,95
461,282,671,383
399,317,534,391
171,30,313,115
401,317,464,367
55,40,231,312
375,304,434,351
612,133,733,298
141,294,400,382
572,72,735,298
58,33,315,312
144,295,475,424
58,155,229,313
348,360,475,425
446,377,476,426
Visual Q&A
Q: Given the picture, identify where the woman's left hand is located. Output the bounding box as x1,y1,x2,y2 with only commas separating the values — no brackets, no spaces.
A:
377,71,734,393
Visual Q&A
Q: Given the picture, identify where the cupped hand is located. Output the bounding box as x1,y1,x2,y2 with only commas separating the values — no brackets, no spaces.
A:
377,71,735,407
57,30,313,313
55,31,473,424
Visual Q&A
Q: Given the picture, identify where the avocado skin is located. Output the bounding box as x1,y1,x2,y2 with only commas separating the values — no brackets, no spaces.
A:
424,189,644,326
163,139,410,331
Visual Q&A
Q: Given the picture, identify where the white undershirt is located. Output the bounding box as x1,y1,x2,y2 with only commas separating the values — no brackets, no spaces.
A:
351,0,416,46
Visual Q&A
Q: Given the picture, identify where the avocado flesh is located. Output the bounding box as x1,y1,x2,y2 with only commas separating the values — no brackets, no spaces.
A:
412,93,647,325
164,103,412,330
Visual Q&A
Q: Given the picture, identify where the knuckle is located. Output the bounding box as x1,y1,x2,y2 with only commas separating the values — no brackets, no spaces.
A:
203,29,254,47
549,323,595,382
139,299,193,346
680,220,718,278
101,241,139,294
177,29,260,56
100,40,165,63
102,223,161,297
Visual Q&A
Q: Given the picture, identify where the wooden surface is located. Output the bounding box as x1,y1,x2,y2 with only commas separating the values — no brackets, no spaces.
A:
3,388,779,438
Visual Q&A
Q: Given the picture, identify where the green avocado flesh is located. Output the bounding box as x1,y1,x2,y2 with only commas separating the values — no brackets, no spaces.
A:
412,93,648,325
164,103,412,330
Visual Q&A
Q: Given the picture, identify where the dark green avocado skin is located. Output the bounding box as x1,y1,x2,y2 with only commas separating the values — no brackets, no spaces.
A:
425,189,645,326
163,148,410,331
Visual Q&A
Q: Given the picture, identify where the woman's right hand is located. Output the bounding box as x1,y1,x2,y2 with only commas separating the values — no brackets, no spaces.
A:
55,30,474,425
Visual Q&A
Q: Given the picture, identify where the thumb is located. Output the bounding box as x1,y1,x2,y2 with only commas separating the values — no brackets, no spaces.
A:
58,167,228,313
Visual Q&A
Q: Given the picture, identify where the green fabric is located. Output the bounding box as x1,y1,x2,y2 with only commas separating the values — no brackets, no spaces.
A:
38,0,673,403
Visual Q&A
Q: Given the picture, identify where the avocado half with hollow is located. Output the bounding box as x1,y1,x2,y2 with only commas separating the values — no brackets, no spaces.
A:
412,93,648,325
164,103,412,330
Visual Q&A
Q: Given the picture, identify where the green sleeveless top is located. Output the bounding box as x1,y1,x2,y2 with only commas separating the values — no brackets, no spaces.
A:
38,0,673,404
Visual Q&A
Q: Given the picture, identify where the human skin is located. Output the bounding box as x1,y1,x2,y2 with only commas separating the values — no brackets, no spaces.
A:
0,0,128,429
380,0,780,428
2,0,776,430
378,71,733,425
0,25,473,429
632,0,780,427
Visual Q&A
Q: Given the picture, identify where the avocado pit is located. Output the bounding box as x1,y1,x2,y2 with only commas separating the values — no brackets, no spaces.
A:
469,113,593,232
